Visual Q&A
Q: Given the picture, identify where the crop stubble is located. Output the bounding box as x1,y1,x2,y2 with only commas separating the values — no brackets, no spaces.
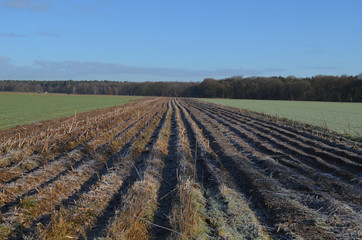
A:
0,98,361,239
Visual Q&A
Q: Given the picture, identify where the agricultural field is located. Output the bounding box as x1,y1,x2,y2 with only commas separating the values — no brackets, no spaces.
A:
0,92,140,130
0,98,361,239
200,98,362,137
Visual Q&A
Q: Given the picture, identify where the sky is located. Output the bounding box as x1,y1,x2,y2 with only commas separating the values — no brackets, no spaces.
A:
0,0,361,82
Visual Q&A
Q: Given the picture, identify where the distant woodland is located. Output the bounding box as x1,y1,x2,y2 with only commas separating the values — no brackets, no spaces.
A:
1,75,361,102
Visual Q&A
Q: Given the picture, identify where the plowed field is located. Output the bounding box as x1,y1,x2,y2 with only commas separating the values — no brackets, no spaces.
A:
1,98,361,240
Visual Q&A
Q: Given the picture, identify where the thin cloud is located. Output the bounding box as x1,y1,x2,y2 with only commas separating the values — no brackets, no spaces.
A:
0,56,11,62
0,32,25,37
0,57,282,80
303,66,339,70
264,68,285,73
1,0,49,11
37,31,60,37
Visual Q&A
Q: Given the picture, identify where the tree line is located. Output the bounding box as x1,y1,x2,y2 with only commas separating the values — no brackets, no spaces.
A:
0,80,199,97
1,74,361,102
199,75,362,101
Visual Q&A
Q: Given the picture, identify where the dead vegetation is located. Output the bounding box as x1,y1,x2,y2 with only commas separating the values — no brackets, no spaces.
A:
0,97,361,240
105,101,172,240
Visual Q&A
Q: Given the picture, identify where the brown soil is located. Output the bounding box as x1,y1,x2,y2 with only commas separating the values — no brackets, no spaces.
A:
0,98,360,240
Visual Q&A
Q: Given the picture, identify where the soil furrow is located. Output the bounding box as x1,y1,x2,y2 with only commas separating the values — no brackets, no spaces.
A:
189,101,361,184
0,103,164,216
0,100,161,184
189,99,362,168
2,99,168,239
84,100,172,239
151,102,179,240
179,99,358,239
184,99,362,204
188,99,362,155
187,101,362,211
1,97,360,240
176,100,270,239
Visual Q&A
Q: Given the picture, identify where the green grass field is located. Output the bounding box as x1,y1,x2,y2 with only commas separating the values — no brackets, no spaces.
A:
200,98,362,136
0,93,140,130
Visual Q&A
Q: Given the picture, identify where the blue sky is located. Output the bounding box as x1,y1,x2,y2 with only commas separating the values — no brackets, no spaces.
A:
0,0,361,81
